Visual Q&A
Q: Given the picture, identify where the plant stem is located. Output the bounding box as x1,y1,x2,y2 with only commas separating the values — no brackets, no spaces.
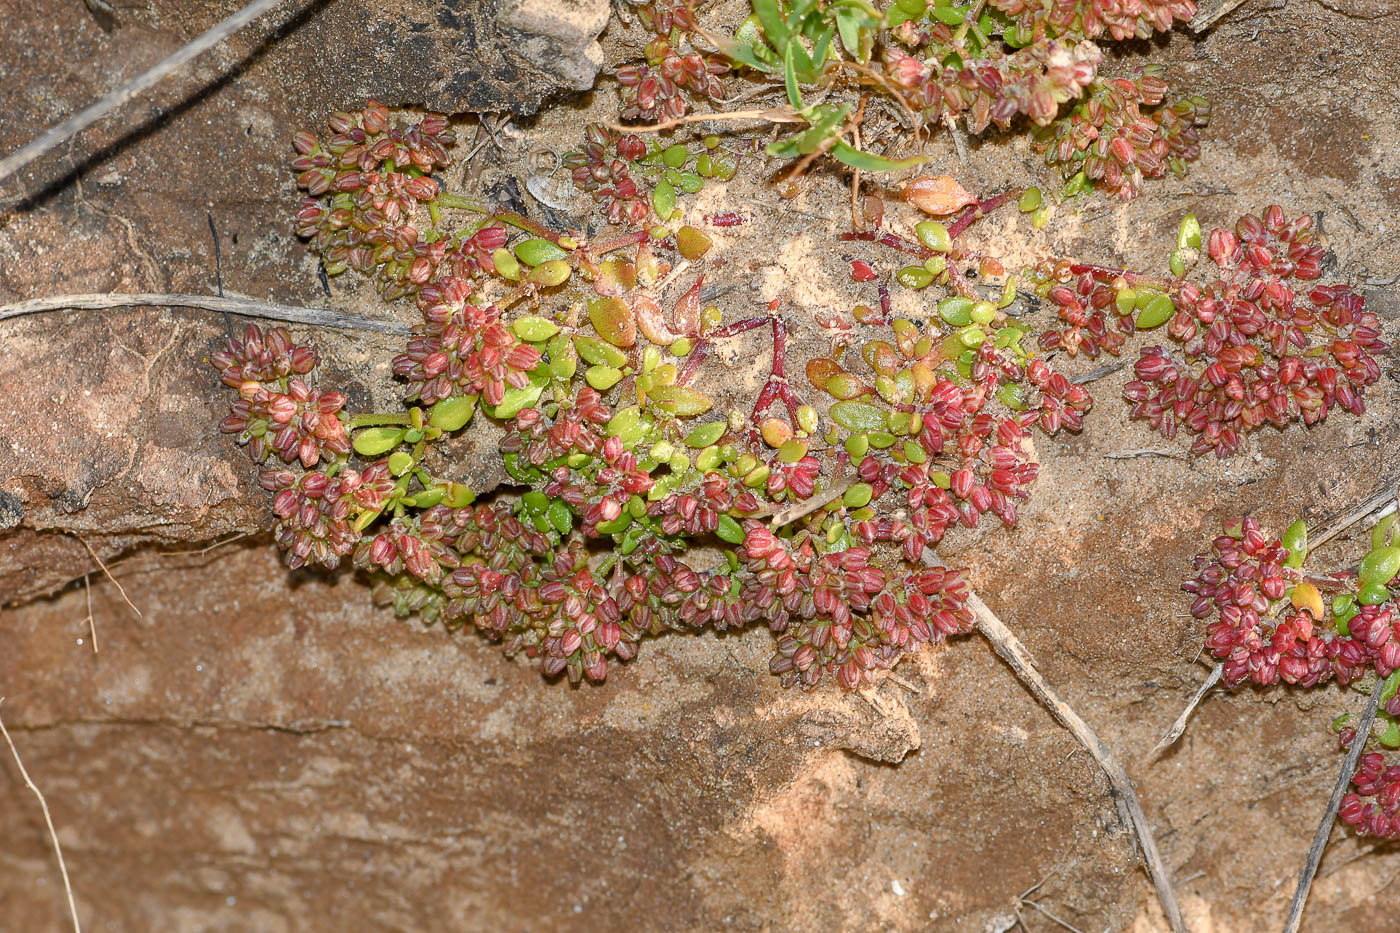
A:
1282,674,1384,933
947,189,1022,240
964,591,1188,933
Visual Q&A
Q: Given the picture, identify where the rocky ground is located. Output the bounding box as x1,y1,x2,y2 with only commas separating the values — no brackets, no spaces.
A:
2,0,1399,930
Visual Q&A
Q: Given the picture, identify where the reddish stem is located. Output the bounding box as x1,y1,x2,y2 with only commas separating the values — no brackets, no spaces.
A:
588,230,649,255
677,316,770,385
839,230,934,260
1068,263,1173,290
947,189,1022,240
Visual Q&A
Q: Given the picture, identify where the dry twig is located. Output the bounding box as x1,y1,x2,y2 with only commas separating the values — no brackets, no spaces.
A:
1149,665,1221,757
80,575,97,655
1282,675,1385,933
76,537,142,621
967,592,1187,933
0,699,82,933
0,293,411,335
769,478,855,529
0,0,293,191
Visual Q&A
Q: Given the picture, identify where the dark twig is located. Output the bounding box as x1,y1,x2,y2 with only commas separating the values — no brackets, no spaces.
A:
206,212,232,338
965,591,1187,933
1282,675,1385,933
0,0,293,189
0,293,411,334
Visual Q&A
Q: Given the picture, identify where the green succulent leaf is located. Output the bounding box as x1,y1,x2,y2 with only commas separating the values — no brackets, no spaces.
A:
829,141,928,172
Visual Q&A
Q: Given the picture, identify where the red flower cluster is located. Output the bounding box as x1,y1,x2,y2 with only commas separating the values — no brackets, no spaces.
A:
393,280,542,406
214,325,349,467
1340,753,1400,839
563,124,653,226
259,463,394,569
1125,206,1386,457
1037,66,1208,198
1188,517,1400,688
747,520,975,689
617,38,727,123
884,40,1101,135
211,323,318,387
1187,517,1311,686
291,102,463,300
990,0,1196,41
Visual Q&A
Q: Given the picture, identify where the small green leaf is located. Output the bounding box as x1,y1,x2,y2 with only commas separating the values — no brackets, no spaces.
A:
1282,519,1308,568
514,238,567,266
765,137,801,159
528,260,572,287
1136,294,1175,330
487,383,544,420
585,365,624,391
806,24,834,76
915,221,952,253
662,144,688,168
1177,213,1202,250
651,179,676,220
752,0,788,48
547,500,573,536
1358,581,1392,606
606,406,647,445
830,401,888,432
1381,720,1400,749
792,103,851,155
1360,547,1400,587
513,315,560,342
835,9,861,60
684,422,726,448
574,336,628,368
938,296,973,326
427,395,477,432
1374,514,1399,551
843,482,873,508
353,427,406,457
716,514,744,544
648,385,713,417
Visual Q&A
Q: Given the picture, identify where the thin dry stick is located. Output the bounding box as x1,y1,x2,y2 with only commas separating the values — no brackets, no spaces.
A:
1023,899,1087,933
968,592,1187,933
769,478,854,529
81,575,97,655
0,699,82,933
76,537,142,620
0,0,292,189
1282,674,1385,933
0,294,411,335
1149,665,1221,756
1152,482,1400,755
109,532,252,570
